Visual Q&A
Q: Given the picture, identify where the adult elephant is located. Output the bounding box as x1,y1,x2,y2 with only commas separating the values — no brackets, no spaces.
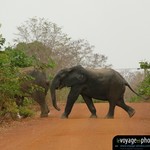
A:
16,67,50,117
50,65,141,119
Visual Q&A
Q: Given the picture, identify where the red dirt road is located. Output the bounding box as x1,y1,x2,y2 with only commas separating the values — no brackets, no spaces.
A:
0,103,150,150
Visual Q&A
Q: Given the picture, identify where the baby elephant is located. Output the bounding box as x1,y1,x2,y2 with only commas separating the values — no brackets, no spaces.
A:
16,67,50,117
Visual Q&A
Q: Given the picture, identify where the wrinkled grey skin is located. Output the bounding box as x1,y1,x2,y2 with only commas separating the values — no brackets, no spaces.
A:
50,65,139,119
16,68,50,117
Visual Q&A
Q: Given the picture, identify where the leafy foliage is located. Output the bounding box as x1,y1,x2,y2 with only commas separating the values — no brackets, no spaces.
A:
0,51,24,120
5,47,33,67
18,98,34,118
0,45,54,121
138,73,150,97
139,61,150,69
138,61,150,97
15,42,56,70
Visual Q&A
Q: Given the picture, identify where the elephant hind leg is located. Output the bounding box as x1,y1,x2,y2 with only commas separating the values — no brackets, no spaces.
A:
116,100,135,118
106,101,116,119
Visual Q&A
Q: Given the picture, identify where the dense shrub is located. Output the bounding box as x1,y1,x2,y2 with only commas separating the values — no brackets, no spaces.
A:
5,47,33,67
129,62,150,102
0,45,56,122
138,73,150,97
18,98,34,118
138,61,150,99
0,49,34,121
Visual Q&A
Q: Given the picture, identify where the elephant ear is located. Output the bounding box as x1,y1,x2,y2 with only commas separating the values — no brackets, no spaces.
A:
58,68,72,78
68,70,87,86
59,65,87,87
76,73,86,83
71,65,87,84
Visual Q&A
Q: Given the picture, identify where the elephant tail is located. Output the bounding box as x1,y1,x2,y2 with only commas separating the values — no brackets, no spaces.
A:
125,82,148,100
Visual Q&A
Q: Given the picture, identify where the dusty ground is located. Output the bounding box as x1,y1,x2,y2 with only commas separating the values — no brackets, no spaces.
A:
0,103,150,150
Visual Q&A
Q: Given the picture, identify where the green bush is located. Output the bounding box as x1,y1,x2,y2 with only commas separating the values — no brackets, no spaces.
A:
138,61,150,97
129,61,150,102
0,99,19,117
138,74,150,97
5,47,33,67
0,45,55,122
0,52,21,118
19,106,34,118
0,48,34,120
128,77,150,102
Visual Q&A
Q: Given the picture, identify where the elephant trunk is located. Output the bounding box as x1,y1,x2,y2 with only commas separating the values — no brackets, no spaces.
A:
50,77,61,111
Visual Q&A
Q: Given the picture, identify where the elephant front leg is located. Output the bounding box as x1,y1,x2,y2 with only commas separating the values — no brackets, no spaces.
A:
61,87,80,119
34,92,50,117
40,103,50,117
61,100,76,119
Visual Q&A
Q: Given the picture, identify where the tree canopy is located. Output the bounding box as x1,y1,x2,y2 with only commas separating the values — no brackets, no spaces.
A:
14,17,111,70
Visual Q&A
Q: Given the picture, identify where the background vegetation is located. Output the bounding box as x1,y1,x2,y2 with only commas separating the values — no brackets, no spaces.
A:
0,18,149,122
